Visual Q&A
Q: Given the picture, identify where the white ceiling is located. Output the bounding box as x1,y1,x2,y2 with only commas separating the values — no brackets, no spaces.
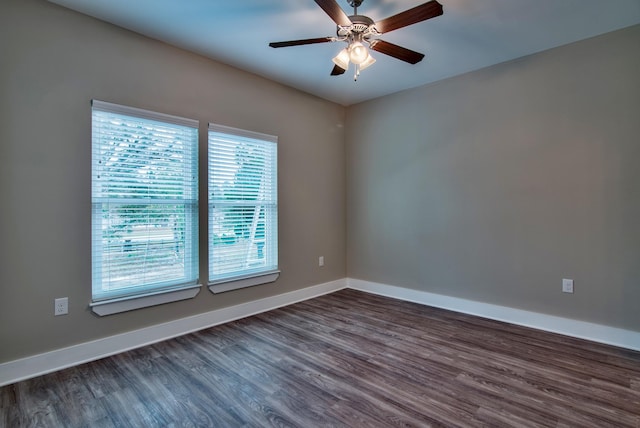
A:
48,0,640,106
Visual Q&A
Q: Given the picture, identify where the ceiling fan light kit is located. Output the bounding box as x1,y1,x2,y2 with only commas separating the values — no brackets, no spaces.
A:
269,0,443,81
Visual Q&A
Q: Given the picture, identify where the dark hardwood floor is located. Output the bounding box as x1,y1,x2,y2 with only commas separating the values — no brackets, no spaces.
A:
2,289,639,427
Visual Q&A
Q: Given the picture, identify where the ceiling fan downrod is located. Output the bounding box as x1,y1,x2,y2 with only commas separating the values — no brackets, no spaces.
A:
347,0,364,14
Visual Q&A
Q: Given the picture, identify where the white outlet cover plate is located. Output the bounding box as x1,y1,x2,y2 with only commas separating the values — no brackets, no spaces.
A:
55,297,69,315
562,279,574,293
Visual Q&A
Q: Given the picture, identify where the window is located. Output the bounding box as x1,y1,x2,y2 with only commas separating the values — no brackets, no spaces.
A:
208,123,278,293
91,100,199,315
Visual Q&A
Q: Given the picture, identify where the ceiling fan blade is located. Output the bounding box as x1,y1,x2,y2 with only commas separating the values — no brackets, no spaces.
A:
374,0,443,34
330,64,346,76
314,0,352,27
369,39,425,64
269,37,334,48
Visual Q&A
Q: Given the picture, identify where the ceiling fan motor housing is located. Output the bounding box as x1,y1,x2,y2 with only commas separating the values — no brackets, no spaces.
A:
337,15,377,39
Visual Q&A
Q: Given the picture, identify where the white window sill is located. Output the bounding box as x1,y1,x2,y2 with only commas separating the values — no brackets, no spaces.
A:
90,284,202,316
208,271,280,294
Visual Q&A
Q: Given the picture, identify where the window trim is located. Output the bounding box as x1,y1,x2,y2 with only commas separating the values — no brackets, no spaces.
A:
207,123,279,293
208,270,280,294
90,284,202,316
91,100,200,315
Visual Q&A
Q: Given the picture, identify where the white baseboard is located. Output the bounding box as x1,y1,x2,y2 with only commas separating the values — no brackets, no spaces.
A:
0,279,346,387
348,278,640,352
3,277,637,387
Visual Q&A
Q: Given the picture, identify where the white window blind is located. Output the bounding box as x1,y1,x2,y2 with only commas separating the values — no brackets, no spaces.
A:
208,124,278,285
91,100,199,302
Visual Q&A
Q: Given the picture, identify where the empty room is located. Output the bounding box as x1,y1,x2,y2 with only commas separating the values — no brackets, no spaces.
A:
1,0,639,426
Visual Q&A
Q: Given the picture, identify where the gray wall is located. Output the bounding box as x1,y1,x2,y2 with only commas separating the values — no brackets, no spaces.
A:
347,24,640,331
2,0,638,365
0,0,346,363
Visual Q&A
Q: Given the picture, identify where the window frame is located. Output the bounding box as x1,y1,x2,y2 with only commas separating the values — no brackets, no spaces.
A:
207,123,279,294
90,100,201,315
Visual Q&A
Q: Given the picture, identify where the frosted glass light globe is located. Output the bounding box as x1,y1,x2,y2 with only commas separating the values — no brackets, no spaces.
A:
349,42,368,65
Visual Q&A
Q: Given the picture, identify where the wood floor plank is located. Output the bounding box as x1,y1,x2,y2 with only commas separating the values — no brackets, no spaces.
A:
2,289,639,427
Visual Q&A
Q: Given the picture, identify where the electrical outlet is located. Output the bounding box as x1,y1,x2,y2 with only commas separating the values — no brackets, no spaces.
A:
562,279,574,294
54,297,68,316
319,256,324,267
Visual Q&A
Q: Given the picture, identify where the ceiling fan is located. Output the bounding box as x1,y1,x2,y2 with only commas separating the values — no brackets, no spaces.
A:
269,0,444,80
